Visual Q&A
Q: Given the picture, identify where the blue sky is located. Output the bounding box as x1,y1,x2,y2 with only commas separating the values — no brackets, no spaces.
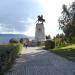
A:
0,0,42,34
0,0,74,38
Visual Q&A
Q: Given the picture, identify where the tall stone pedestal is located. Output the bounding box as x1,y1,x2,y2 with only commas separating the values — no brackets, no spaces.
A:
35,23,45,42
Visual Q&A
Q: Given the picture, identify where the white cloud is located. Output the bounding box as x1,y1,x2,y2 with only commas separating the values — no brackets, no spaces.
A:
24,25,35,37
19,18,35,24
0,23,17,34
19,20,25,23
24,17,36,36
26,18,35,23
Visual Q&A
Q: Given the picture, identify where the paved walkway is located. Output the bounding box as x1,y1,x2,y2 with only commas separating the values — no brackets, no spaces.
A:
6,47,75,75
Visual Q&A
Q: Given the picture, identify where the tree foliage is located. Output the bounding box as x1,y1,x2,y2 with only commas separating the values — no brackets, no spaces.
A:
59,2,75,42
53,34,66,46
46,35,51,40
9,38,19,43
19,38,24,44
45,40,55,49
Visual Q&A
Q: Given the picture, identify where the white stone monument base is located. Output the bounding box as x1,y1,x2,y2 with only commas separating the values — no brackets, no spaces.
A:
35,23,45,42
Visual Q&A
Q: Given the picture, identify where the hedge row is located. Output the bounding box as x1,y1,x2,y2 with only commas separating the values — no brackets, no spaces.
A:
0,43,23,75
45,40,55,49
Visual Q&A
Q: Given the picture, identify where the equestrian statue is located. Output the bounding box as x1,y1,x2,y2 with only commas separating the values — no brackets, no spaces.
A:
37,15,45,24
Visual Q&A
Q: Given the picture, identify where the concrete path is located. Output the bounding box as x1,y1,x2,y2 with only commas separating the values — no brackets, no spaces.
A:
6,47,75,75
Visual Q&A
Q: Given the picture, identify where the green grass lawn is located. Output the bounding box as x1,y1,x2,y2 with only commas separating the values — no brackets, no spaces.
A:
50,44,75,62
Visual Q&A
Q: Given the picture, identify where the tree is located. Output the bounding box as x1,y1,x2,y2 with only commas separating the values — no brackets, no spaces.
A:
59,2,75,43
19,38,24,44
45,40,55,49
46,35,51,40
53,34,66,46
9,38,18,43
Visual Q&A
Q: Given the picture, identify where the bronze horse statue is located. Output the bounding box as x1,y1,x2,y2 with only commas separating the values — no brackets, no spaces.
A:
37,15,45,24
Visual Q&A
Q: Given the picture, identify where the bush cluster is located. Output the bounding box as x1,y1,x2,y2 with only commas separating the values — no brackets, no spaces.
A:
0,44,23,75
45,40,55,49
37,41,44,47
9,38,19,44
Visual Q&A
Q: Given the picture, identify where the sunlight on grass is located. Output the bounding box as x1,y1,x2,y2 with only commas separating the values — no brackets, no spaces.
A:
61,44,75,49
50,44,75,62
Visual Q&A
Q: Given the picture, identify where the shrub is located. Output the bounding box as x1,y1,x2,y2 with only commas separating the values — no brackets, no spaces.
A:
45,40,55,49
0,43,23,75
37,41,45,47
19,38,24,44
9,38,19,43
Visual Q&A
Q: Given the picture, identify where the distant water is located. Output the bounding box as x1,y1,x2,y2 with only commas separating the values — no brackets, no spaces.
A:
0,34,27,44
